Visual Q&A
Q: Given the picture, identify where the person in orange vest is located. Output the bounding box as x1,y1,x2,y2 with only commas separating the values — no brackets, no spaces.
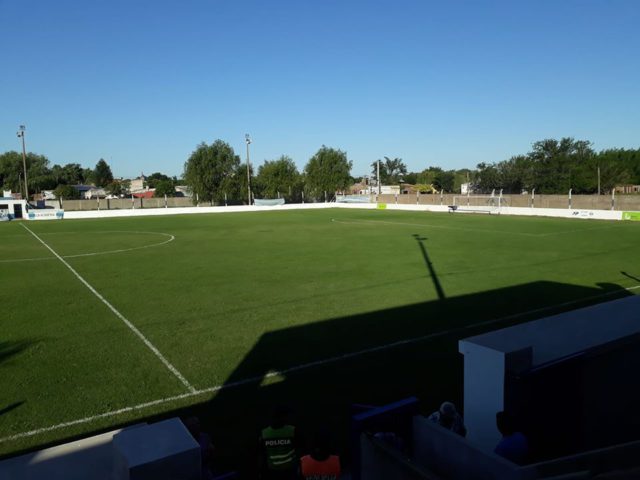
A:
300,428,341,480
259,405,300,480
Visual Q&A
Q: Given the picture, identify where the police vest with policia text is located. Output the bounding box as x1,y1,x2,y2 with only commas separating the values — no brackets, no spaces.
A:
262,425,296,470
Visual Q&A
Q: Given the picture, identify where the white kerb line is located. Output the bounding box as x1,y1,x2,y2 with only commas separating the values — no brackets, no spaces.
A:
20,223,196,394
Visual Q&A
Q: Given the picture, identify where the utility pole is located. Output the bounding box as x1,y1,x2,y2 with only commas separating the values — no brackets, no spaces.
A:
597,165,601,195
17,125,28,201
377,159,381,195
245,134,252,205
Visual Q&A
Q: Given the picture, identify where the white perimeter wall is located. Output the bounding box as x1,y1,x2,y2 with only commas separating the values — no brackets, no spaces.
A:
58,201,631,221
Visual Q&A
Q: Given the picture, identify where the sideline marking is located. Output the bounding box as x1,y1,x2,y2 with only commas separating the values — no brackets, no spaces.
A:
0,231,175,264
20,223,195,394
1,283,638,445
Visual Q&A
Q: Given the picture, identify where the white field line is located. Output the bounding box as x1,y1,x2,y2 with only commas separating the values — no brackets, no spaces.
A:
331,218,623,237
20,224,195,394
0,231,175,264
1,283,638,446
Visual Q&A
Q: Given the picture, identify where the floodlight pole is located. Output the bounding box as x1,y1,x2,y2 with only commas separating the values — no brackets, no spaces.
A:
377,160,381,195
17,125,28,201
245,134,252,205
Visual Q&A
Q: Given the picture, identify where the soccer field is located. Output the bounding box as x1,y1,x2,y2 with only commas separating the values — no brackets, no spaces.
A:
1,208,639,462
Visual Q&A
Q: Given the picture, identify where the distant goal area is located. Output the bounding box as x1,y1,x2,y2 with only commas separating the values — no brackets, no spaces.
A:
450,195,507,214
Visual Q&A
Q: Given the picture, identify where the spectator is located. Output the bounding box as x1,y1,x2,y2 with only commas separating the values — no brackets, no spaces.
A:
300,428,340,480
259,405,300,480
494,411,528,465
183,416,215,480
428,401,467,437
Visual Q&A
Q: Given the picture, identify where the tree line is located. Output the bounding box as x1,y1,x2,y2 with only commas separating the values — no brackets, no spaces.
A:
0,153,179,199
183,142,352,204
473,139,640,194
2,136,638,202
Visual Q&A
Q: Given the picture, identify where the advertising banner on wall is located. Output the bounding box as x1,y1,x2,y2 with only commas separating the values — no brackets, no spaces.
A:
27,209,64,220
622,211,640,221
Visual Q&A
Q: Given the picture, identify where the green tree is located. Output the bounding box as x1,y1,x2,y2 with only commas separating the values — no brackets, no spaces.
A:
183,140,242,205
528,138,595,193
106,179,131,197
82,167,94,184
0,151,54,196
146,172,173,189
475,163,501,193
255,155,302,201
53,184,81,199
433,170,455,192
403,172,418,185
154,179,176,197
371,157,407,185
93,159,114,187
304,146,352,201
62,163,84,185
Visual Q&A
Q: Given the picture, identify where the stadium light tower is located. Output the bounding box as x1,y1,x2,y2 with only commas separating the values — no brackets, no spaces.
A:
245,134,252,205
16,125,28,201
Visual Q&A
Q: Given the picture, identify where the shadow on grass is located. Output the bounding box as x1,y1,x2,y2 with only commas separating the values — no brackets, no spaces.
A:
0,403,24,418
0,341,32,366
1,282,634,476
413,233,445,300
0,341,30,422
191,279,632,476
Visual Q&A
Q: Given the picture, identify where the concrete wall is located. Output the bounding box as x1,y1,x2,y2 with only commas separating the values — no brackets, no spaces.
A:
46,197,195,211
459,296,640,453
0,419,201,480
411,416,532,480
0,426,138,480
360,434,439,480
44,193,640,214
375,193,640,211
40,197,638,221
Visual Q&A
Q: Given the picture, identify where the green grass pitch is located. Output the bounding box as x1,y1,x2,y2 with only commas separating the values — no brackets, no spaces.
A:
1,208,639,468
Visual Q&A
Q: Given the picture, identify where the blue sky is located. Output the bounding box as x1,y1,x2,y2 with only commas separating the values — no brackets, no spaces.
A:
1,0,639,178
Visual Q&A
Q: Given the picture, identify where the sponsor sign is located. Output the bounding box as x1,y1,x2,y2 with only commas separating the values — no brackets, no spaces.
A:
571,210,595,218
27,209,64,220
377,203,387,210
622,211,640,221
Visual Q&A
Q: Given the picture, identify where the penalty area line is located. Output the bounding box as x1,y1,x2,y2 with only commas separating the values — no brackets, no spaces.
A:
1,283,638,446
20,223,196,394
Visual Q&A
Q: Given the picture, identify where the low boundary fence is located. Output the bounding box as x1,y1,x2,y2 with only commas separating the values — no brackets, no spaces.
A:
374,193,640,211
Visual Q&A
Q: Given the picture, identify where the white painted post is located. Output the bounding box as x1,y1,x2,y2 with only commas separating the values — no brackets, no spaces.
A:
131,194,134,209
324,191,327,203
569,189,572,209
440,190,443,206
395,193,398,204
416,191,419,205
531,188,535,208
196,193,199,207
97,197,100,211
224,192,227,206
301,191,304,204
611,189,615,210
164,194,167,208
